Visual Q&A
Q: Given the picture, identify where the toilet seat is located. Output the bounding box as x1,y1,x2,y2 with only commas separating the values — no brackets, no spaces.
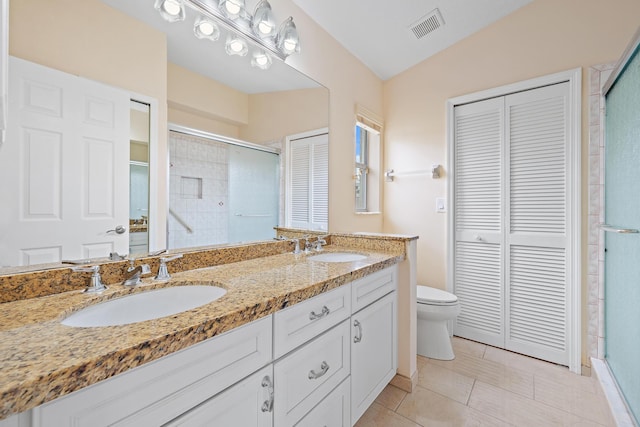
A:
417,285,458,306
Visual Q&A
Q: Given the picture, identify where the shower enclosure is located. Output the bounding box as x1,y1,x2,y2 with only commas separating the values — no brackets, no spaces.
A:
168,129,279,250
603,32,640,424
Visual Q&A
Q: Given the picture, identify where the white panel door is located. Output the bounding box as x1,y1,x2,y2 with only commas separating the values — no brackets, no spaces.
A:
453,97,505,347
0,57,129,266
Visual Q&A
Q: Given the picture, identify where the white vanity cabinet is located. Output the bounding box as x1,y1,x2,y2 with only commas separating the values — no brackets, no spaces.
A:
6,265,398,427
33,315,273,427
350,267,398,425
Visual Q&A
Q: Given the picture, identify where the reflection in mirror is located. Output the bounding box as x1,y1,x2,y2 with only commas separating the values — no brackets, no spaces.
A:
129,101,151,255
168,127,279,249
0,0,328,272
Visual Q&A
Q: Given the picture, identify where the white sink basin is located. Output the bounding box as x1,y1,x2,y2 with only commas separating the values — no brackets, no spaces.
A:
61,285,227,327
309,252,368,262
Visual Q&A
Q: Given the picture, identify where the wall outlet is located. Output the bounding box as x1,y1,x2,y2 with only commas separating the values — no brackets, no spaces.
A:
436,197,446,213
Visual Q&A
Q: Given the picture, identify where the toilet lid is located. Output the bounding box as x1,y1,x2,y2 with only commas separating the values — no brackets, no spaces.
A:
417,286,458,304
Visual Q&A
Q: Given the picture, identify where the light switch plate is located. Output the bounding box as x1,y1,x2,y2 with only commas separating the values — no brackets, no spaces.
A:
436,197,446,213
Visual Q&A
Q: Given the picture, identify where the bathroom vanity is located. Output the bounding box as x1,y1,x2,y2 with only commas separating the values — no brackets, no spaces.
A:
0,233,417,426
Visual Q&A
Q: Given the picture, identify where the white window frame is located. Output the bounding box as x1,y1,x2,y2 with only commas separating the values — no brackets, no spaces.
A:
446,68,582,374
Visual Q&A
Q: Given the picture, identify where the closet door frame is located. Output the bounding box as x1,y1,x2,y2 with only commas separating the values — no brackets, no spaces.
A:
446,68,582,374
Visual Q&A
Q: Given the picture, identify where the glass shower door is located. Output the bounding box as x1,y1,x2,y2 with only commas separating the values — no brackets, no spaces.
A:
228,145,279,243
604,44,640,424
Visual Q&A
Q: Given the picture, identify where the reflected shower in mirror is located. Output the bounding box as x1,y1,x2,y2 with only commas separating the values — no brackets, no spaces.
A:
168,127,279,249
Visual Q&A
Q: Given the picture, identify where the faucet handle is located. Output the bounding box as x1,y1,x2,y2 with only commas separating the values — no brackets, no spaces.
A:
155,254,183,281
72,265,107,294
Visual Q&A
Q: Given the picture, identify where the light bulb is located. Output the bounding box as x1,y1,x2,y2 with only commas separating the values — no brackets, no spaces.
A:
162,0,181,16
258,21,274,35
284,39,297,52
256,55,268,66
225,2,241,15
230,40,243,52
197,21,215,36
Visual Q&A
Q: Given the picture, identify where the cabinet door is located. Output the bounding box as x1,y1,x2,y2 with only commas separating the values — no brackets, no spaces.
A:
165,365,273,427
351,291,397,425
295,378,350,427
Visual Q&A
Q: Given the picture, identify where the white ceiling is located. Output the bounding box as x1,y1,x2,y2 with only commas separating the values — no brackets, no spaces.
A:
292,0,533,80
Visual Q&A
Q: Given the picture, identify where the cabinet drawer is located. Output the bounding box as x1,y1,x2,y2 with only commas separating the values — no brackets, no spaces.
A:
165,365,273,427
295,377,350,427
274,320,351,426
35,315,272,427
351,265,397,313
274,284,350,358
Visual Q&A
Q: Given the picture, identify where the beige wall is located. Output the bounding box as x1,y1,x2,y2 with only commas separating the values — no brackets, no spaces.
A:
241,88,328,144
382,0,640,366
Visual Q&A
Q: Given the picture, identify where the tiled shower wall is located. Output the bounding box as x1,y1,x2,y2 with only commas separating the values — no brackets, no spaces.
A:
588,63,615,360
168,131,229,249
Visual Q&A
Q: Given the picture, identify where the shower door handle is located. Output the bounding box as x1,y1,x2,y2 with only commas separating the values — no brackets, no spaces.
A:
599,224,639,234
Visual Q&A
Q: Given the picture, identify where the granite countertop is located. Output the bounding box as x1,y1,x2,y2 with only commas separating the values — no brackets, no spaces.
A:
0,245,404,420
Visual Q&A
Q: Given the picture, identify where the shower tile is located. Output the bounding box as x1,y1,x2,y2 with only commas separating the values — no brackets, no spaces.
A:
588,304,598,337
590,69,600,95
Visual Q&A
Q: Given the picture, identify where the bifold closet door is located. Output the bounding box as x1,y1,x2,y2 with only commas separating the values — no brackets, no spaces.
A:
504,83,570,366
452,97,505,348
453,82,571,366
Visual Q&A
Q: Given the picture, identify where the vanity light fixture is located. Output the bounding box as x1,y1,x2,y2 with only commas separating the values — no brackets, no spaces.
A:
154,0,186,22
194,16,220,41
225,35,248,56
275,16,300,55
153,0,300,68
251,50,272,69
251,0,276,39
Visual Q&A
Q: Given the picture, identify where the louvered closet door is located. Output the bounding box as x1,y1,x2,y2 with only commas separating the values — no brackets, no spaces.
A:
505,82,570,365
453,97,505,348
288,133,328,230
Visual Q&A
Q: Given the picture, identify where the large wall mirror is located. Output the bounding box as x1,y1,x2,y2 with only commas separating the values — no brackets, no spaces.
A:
0,0,328,271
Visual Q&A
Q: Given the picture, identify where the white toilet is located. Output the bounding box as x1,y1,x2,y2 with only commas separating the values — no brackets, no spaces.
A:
416,285,461,360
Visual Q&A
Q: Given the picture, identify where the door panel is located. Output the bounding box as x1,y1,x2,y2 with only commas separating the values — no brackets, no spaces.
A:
0,57,129,266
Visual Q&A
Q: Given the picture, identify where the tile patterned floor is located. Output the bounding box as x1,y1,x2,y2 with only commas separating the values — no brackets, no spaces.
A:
355,337,615,427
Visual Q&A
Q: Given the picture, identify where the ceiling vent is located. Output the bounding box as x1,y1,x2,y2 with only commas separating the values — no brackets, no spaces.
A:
409,8,445,40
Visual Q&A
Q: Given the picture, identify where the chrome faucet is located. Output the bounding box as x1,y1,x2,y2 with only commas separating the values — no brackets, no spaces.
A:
154,254,183,281
122,260,151,286
314,236,328,252
72,265,107,294
291,238,302,254
303,236,314,254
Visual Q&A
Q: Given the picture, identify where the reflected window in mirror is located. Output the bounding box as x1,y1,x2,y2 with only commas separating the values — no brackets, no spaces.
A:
354,117,381,214
285,129,328,231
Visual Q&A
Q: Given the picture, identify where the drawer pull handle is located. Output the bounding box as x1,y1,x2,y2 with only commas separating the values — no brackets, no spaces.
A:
261,375,274,413
308,361,330,379
354,319,363,343
309,305,330,321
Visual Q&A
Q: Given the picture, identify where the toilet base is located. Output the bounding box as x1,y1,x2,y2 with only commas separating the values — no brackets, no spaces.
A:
417,319,455,360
